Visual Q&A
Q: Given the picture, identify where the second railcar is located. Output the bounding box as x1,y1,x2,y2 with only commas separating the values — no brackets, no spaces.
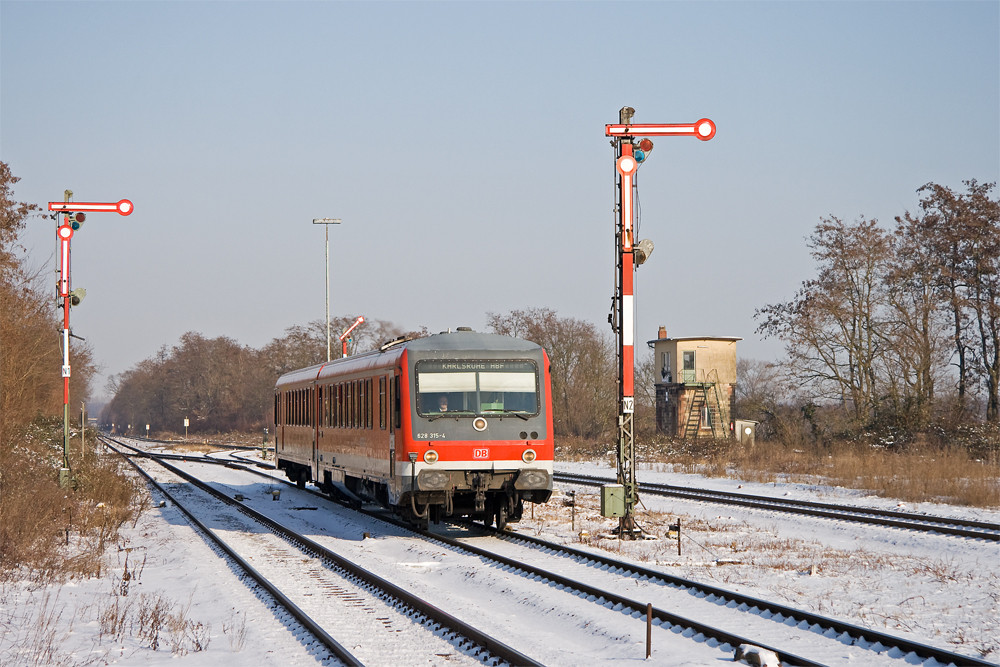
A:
274,329,553,528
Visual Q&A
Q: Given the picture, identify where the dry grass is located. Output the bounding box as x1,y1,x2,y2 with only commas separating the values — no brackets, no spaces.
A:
559,434,1000,508
0,418,147,583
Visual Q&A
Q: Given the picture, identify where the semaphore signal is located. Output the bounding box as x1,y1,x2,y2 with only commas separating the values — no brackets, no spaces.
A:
605,107,715,539
49,199,134,215
47,192,134,488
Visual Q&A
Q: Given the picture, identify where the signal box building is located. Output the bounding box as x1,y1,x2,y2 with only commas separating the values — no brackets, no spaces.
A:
647,327,741,438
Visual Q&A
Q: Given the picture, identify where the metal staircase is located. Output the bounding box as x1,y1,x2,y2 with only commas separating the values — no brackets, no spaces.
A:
683,369,728,439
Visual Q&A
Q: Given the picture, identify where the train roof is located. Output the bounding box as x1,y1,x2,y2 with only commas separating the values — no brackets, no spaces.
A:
275,330,543,389
403,330,542,353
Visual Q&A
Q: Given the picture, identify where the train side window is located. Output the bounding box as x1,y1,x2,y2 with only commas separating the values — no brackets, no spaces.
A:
359,380,364,429
378,377,386,430
351,380,361,428
333,384,338,428
366,378,373,429
337,383,343,428
345,382,352,428
324,386,331,427
392,374,401,430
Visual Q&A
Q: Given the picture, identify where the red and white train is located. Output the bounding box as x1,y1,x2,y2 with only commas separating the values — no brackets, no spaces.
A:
274,328,554,528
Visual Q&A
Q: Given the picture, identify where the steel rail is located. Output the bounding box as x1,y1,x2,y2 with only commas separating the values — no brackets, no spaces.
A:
464,523,997,667
555,471,1000,541
103,439,363,666
113,438,995,666
103,436,542,667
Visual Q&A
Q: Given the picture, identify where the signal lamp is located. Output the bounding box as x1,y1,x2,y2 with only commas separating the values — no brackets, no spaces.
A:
633,138,654,163
69,287,87,306
68,212,86,230
634,239,654,266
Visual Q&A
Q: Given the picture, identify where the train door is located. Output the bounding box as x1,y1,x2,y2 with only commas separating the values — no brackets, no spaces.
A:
387,374,396,478
274,392,281,452
312,384,319,479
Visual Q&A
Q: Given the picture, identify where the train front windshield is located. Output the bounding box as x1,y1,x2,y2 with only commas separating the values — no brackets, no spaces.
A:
415,360,538,416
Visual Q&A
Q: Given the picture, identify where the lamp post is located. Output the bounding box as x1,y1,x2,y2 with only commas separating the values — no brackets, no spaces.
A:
312,217,342,361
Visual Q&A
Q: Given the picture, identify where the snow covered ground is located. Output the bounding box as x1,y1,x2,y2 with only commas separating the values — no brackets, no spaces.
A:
1,448,997,666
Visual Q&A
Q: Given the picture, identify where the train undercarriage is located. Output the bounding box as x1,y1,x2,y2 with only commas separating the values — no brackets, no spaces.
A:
278,459,551,530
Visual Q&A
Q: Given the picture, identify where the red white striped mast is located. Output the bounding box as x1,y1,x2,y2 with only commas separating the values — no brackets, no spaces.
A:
605,107,715,537
48,194,133,487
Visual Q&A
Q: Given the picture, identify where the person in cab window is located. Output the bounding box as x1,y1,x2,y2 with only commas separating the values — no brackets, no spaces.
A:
438,395,448,412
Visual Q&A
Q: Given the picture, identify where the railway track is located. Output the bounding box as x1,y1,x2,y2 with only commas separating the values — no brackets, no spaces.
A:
554,471,1000,541
104,437,540,666
110,437,994,666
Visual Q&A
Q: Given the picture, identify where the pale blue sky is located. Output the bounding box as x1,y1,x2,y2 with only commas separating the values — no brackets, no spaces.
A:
2,1,998,400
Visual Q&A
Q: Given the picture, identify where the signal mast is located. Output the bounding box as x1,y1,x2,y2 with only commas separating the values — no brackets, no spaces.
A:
605,107,715,537
47,192,134,487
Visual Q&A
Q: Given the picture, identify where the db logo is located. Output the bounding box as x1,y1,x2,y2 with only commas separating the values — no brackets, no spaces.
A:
473,448,489,459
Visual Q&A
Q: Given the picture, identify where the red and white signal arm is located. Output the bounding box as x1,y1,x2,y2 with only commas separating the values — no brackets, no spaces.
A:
48,199,134,216
605,119,716,141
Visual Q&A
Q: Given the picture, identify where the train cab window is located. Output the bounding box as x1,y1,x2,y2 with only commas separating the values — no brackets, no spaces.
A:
415,360,539,417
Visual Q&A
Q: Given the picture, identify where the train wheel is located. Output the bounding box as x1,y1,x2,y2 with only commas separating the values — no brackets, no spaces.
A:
494,503,508,531
296,468,307,490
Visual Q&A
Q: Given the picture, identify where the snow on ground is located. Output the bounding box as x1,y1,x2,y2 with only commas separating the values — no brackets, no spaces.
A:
1,448,997,666
551,461,1000,664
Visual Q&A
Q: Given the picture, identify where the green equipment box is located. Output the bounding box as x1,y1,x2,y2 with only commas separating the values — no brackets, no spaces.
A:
600,483,625,518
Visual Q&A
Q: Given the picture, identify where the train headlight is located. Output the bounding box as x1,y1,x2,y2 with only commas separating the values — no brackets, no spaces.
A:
423,449,439,464
522,448,537,463
472,417,488,432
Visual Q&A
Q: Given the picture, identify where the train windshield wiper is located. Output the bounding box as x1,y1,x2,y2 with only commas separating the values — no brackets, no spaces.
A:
427,410,473,421
481,409,531,421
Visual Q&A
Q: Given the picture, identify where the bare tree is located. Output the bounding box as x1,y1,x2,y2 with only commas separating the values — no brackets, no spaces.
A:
1,162,96,443
756,216,894,426
487,307,615,439
898,180,1000,421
